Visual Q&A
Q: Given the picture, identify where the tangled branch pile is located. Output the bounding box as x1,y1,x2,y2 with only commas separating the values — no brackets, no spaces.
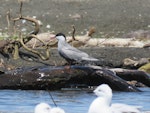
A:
0,1,56,60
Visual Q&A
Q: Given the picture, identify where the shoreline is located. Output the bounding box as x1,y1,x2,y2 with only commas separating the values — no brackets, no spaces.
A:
0,47,149,71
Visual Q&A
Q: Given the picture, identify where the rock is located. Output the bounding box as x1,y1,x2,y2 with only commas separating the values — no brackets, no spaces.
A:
139,63,150,74
123,58,150,69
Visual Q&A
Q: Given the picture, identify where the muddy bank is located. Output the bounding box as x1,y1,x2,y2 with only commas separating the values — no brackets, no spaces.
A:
1,0,150,37
0,47,149,71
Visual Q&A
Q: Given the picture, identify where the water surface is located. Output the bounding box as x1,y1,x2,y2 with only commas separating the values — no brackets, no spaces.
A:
0,87,149,113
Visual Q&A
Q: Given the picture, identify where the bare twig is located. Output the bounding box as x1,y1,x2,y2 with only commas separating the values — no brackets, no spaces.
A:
12,16,40,36
72,25,76,40
6,10,11,30
88,27,95,37
30,34,46,44
19,1,23,17
98,32,116,45
11,2,40,36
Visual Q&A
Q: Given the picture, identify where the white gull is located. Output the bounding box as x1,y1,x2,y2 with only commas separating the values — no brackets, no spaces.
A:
34,102,65,113
88,84,141,113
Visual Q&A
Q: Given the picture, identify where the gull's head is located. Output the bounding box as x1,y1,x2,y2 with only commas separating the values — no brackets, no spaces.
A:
55,33,66,41
34,103,51,113
94,84,112,98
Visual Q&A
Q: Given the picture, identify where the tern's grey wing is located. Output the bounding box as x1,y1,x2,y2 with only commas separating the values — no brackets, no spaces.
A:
60,44,89,61
62,43,99,61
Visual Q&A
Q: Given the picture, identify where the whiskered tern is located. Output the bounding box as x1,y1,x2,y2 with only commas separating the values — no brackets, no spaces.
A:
55,33,99,64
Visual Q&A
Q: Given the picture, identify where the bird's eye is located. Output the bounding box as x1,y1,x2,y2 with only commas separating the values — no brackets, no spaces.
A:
46,107,50,110
98,89,101,92
99,90,101,93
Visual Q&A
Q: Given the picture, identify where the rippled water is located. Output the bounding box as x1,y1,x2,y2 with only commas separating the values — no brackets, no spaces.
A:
0,87,149,113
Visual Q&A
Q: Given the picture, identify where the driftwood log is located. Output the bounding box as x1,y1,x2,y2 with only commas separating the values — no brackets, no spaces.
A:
0,65,149,92
111,68,150,87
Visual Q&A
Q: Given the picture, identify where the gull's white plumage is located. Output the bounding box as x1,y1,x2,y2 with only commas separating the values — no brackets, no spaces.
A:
34,103,65,113
88,84,141,113
34,103,51,113
50,107,65,113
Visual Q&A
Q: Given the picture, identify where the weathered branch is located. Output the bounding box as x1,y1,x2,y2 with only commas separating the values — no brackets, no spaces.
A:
88,66,141,91
111,68,150,87
12,16,40,36
143,43,150,48
29,34,47,45
19,36,50,60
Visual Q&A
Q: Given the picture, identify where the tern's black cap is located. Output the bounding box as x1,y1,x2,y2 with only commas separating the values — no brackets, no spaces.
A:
55,33,66,40
55,33,66,38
